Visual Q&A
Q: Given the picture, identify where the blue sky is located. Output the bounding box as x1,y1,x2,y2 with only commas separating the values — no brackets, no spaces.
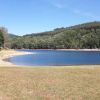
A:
0,0,100,35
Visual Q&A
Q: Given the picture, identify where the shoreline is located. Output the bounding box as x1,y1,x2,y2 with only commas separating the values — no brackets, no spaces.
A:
0,49,33,66
20,48,100,51
0,49,100,67
56,49,100,51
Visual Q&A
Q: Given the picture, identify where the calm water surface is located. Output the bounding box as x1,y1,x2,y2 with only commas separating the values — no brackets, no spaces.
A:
10,50,100,66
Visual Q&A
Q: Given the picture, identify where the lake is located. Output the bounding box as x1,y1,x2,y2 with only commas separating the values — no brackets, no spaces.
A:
10,50,100,66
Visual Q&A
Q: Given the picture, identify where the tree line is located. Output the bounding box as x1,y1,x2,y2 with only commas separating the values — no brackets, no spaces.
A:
0,21,100,49
10,21,100,49
0,27,10,49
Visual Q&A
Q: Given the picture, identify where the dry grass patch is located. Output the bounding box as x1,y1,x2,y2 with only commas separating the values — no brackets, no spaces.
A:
0,66,100,100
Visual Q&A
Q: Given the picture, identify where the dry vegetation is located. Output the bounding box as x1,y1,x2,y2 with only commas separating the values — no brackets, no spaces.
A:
0,66,100,100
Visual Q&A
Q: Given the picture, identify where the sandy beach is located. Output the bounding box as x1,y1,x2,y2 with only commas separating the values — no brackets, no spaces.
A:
0,50,32,66
20,48,100,51
57,49,100,51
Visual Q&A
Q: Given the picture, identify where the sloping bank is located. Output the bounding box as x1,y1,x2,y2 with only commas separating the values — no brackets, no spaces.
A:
0,49,32,66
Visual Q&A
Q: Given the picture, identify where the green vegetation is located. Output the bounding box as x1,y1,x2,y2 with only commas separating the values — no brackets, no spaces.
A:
0,21,100,49
0,66,100,100
10,21,100,49
0,27,10,49
0,30,4,47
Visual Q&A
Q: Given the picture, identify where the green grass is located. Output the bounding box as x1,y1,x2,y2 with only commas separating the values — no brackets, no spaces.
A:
0,66,100,100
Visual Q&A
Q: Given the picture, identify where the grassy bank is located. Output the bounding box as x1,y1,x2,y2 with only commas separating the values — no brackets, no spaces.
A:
0,66,100,100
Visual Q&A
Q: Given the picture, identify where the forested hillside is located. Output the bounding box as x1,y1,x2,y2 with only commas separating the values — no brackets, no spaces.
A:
0,21,100,49
10,21,100,49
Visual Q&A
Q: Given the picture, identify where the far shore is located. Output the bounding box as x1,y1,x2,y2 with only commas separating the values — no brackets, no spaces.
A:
17,48,100,51
57,48,100,51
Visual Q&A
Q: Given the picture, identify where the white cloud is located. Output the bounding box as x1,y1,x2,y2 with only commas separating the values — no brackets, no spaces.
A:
52,3,64,9
73,9,100,19
45,0,66,9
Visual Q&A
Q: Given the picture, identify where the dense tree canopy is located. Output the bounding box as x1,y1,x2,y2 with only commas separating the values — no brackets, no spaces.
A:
10,21,100,49
0,27,10,48
0,30,4,47
0,21,95,49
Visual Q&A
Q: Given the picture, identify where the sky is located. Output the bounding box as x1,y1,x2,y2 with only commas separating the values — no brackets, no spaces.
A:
0,0,100,35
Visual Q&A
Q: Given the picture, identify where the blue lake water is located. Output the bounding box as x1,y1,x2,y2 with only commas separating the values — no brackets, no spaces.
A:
10,50,100,66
